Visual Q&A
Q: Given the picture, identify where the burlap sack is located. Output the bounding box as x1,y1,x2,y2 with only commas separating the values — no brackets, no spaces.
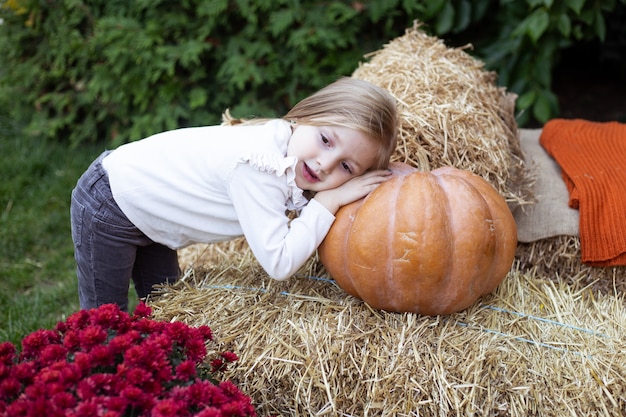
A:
513,129,579,242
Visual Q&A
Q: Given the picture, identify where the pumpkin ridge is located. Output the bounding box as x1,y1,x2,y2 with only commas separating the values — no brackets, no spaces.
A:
436,168,515,304
341,203,359,294
477,187,506,297
319,198,365,298
466,176,496,301
456,172,517,295
432,172,466,313
399,173,451,313
385,175,403,311
345,176,398,308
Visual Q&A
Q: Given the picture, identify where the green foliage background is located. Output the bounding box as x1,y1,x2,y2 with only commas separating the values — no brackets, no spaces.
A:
1,0,625,146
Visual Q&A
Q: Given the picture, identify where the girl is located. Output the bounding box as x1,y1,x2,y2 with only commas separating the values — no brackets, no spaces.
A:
71,77,398,311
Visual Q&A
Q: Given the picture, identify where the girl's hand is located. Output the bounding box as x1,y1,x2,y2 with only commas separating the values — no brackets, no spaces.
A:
313,169,392,214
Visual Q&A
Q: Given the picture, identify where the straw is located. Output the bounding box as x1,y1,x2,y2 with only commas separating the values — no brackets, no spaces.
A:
149,23,625,416
149,252,626,416
351,22,532,207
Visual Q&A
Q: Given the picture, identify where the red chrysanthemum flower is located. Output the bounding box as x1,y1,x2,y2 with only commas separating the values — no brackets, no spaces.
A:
71,351,93,374
50,391,77,411
197,325,214,342
195,408,224,417
20,329,61,360
38,344,68,367
0,363,9,381
1,304,256,417
0,376,21,399
89,304,131,332
88,344,115,369
0,342,16,365
151,398,188,417
11,361,36,382
61,329,81,351
132,302,152,318
78,325,108,350
61,309,90,332
107,330,141,356
221,352,239,364
175,359,197,381
121,385,154,410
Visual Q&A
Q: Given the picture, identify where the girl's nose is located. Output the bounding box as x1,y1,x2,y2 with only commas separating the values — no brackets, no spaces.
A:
317,155,338,174
321,147,344,171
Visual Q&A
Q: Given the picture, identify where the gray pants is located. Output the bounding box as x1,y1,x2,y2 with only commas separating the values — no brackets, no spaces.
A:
70,151,179,311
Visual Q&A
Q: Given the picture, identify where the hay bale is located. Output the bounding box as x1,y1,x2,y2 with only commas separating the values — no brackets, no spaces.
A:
163,24,626,416
516,237,626,294
351,22,530,207
149,254,626,416
177,238,249,271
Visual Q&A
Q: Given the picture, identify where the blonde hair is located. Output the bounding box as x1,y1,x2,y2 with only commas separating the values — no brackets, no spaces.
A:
284,78,397,170
222,78,398,170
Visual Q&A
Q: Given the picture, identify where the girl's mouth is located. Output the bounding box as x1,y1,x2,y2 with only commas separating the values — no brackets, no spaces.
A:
302,162,320,183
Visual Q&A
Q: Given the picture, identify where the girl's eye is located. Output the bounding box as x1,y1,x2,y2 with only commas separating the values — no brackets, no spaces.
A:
341,161,352,174
321,134,330,145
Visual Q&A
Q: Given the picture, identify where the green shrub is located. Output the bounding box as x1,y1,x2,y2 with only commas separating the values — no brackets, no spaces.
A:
1,0,624,147
456,0,626,125
0,0,422,146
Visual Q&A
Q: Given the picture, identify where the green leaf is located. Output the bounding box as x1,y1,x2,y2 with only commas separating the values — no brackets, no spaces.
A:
517,90,537,110
368,0,399,22
471,0,490,20
435,0,455,35
556,14,571,37
401,0,426,15
532,90,558,123
269,8,297,37
453,0,472,33
593,9,607,41
326,2,359,25
197,0,229,17
532,95,551,123
423,0,446,19
564,0,585,15
526,9,550,42
572,24,584,39
188,88,207,110
579,8,594,24
526,0,544,7
532,57,552,87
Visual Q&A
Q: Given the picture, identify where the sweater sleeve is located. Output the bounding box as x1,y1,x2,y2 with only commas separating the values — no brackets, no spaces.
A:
228,162,335,280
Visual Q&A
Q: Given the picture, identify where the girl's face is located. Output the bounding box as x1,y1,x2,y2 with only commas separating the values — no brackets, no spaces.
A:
287,124,380,192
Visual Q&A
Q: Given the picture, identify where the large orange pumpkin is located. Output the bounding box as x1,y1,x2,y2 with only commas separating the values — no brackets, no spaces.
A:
318,162,517,315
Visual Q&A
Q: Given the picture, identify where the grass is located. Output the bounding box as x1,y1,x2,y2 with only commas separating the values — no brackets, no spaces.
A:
0,114,138,347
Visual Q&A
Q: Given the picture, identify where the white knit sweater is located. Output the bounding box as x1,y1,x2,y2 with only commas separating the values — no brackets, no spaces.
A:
102,119,335,280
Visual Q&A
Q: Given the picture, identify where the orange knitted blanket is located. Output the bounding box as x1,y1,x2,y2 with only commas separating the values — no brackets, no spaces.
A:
540,119,626,266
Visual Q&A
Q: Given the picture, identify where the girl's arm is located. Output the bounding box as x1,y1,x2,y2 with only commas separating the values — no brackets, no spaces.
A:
228,163,335,280
312,170,392,214
229,164,391,280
